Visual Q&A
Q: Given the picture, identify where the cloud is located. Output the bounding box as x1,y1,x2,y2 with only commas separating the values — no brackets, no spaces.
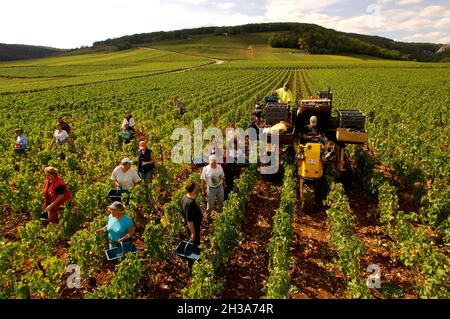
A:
397,0,423,5
264,0,345,22
1,0,449,48
419,6,446,17
217,2,236,10
176,0,208,5
401,31,450,43
215,13,265,25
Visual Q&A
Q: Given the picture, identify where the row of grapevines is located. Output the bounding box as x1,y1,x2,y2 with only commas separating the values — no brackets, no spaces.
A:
377,182,449,298
84,253,145,299
90,67,292,294
0,221,66,298
349,146,448,298
264,164,296,298
182,166,258,298
350,146,449,245
324,182,372,299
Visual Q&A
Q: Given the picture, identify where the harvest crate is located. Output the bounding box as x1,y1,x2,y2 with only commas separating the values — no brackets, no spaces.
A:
336,128,368,143
337,109,366,129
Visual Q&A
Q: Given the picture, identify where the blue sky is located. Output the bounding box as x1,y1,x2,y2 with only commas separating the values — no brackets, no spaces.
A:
1,0,449,48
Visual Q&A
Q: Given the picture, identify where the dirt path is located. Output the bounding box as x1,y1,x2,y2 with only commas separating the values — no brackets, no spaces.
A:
343,174,417,298
218,177,281,299
290,204,347,298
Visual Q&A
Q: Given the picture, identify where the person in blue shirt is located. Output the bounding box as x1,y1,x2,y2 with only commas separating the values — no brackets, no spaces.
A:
96,201,135,249
14,128,28,154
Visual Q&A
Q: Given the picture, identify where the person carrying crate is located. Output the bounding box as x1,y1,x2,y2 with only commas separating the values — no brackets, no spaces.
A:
95,201,135,249
111,157,142,191
180,182,203,269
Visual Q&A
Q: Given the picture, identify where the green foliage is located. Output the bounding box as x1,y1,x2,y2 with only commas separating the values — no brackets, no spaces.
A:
325,182,371,299
181,261,222,299
68,216,107,277
265,164,296,299
85,254,145,299
183,166,257,298
377,181,449,298
143,220,167,262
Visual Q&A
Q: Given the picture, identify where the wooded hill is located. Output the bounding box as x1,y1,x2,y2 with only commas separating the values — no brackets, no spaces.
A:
93,23,449,62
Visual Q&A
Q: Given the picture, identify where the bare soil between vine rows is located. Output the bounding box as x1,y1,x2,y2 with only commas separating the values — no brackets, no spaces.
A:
218,177,281,299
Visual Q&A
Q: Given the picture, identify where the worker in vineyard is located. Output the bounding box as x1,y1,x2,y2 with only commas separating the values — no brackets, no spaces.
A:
254,100,263,121
121,111,136,144
275,82,293,104
180,181,203,269
247,112,260,142
111,157,142,191
96,201,135,249
201,154,225,223
137,141,155,185
57,116,71,135
173,96,186,116
41,166,72,224
14,128,28,154
302,116,327,144
50,123,75,151
263,120,291,135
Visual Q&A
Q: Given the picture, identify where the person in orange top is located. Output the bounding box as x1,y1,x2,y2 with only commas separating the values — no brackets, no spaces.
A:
41,166,72,224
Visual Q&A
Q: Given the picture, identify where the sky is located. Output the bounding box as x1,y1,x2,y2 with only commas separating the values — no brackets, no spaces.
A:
1,0,449,48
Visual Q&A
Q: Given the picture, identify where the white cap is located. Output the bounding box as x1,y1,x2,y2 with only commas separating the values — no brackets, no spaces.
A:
121,157,133,164
209,154,218,163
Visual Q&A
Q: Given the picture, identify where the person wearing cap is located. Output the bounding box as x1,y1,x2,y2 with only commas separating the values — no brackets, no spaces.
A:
96,201,135,249
303,116,327,143
56,116,71,135
137,141,155,185
201,154,225,223
42,166,72,224
275,82,293,104
14,128,28,154
111,157,142,190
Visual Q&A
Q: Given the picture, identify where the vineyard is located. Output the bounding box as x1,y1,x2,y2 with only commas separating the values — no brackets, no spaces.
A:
0,45,448,299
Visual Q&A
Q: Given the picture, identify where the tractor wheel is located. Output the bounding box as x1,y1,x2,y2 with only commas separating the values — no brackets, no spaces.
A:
300,183,316,213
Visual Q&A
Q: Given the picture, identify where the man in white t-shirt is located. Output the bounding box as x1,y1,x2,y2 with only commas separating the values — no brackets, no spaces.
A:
50,123,75,151
201,154,225,223
111,157,142,190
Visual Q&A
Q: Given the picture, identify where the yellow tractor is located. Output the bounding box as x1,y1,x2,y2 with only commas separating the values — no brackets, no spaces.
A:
295,89,368,211
261,89,368,211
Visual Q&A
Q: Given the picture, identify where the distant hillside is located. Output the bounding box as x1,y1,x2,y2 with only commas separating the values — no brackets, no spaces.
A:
0,44,63,61
93,22,449,62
